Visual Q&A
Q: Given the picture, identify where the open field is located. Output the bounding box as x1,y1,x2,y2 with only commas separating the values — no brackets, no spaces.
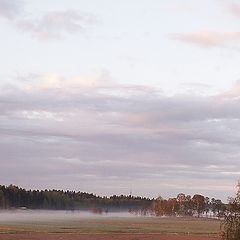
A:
0,233,219,240
0,213,221,240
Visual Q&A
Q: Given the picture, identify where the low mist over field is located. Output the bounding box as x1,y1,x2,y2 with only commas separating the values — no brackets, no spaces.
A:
0,210,134,223
0,211,220,239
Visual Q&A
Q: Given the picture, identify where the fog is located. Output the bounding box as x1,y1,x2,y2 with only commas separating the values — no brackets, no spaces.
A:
0,210,136,223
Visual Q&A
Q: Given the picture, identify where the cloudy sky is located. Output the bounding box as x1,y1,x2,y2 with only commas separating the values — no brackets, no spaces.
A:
1,0,240,201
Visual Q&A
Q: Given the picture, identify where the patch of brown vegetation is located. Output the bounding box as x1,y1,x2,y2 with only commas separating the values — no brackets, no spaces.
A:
0,233,218,240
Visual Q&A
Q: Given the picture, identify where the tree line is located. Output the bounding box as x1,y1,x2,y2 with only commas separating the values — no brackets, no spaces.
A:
150,193,226,218
0,184,151,211
0,184,226,217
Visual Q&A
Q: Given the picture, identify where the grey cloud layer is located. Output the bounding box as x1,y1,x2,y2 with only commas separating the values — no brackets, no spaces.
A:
16,10,96,40
0,78,240,199
0,0,21,19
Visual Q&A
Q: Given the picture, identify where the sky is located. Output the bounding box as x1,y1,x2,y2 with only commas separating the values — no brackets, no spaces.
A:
0,0,240,201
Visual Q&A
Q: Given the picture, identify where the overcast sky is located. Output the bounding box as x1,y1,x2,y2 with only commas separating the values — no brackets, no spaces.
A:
1,0,240,201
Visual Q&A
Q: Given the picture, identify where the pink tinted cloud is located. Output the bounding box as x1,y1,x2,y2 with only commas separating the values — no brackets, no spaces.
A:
228,3,240,17
170,31,240,48
218,80,240,99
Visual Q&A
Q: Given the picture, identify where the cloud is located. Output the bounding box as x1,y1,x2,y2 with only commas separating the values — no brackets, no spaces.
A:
0,75,240,199
228,3,240,17
12,71,113,91
170,31,240,48
219,80,240,99
0,0,21,20
0,1,97,40
16,10,97,40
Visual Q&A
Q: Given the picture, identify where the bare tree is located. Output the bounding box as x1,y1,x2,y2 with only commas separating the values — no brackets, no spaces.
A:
221,182,240,240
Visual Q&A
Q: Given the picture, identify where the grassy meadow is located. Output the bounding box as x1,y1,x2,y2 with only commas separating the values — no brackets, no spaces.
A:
0,216,220,236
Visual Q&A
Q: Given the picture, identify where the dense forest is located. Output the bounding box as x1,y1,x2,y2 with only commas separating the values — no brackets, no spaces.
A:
0,185,151,211
0,184,226,217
